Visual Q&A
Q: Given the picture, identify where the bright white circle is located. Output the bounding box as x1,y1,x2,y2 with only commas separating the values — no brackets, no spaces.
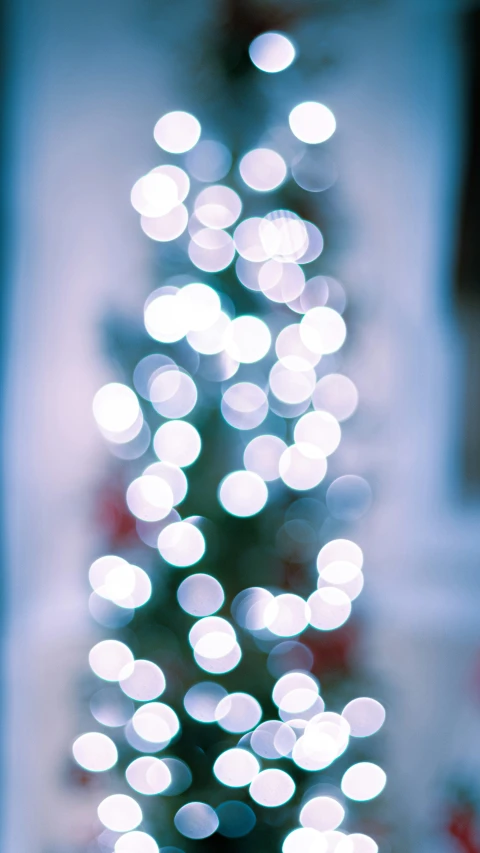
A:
184,682,228,723
294,411,341,457
300,307,346,355
249,768,295,807
249,32,296,73
289,102,336,144
214,748,260,787
97,794,142,832
141,203,189,243
126,756,171,795
224,316,271,363
177,574,225,616
265,593,310,637
300,796,345,832
154,111,201,153
250,720,296,759
342,698,386,738
126,475,174,522
174,802,219,839
115,831,159,853
341,762,386,801
131,173,178,218
239,148,287,192
93,384,140,435
317,539,363,574
313,374,358,422
336,834,379,853
283,827,327,853
222,382,268,431
119,660,166,702
149,371,197,419
219,471,268,517
194,185,242,229
279,443,327,491
215,692,262,733
158,521,205,567
89,640,134,682
244,434,287,481
178,283,221,332
307,587,352,631
72,732,117,772
154,420,201,468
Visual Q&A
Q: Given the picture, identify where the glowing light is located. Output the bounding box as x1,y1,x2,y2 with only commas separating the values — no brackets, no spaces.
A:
219,470,268,517
300,307,346,355
188,229,235,272
174,802,219,839
153,420,201,467
223,315,271,363
249,768,295,807
288,275,329,314
126,475,174,522
269,360,316,404
150,370,197,419
185,139,232,182
318,570,365,602
342,698,386,737
232,587,275,631
326,475,372,520
187,311,231,355
300,796,345,832
126,756,172,795
141,204,189,242
216,692,262,733
234,217,271,262
317,539,363,575
260,211,308,262
221,382,268,430
93,383,141,439
313,373,358,421
72,732,117,772
195,185,242,229
177,573,225,616
341,762,386,801
244,434,287,481
283,828,328,853
119,660,166,701
240,148,287,192
158,520,206,567
217,801,256,837
184,682,228,722
308,587,351,630
292,147,337,193
249,32,296,73
189,616,235,655
214,748,260,787
267,640,314,677
144,294,187,343
289,102,336,144
195,641,242,674
297,221,324,264
131,173,178,218
265,593,310,637
279,443,327,490
89,640,134,682
272,672,319,707
177,283,221,331
250,720,296,758
294,411,341,457
154,111,201,153
115,832,159,853
275,323,320,370
132,702,180,744
336,835,379,853
162,758,193,795
259,260,306,304
97,795,142,832
143,462,187,508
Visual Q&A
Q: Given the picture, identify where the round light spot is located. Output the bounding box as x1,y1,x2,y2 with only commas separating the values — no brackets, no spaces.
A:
162,758,193,796
326,476,372,520
185,139,232,182
189,228,236,273
300,796,345,832
300,307,346,355
239,148,287,192
273,672,319,707
131,173,178,218
217,801,256,837
126,475,174,522
222,382,268,431
265,593,310,637
132,702,180,744
154,111,201,153
260,211,308,263
308,587,351,631
336,834,379,853
283,827,327,853
187,311,231,355
317,539,363,574
174,802,219,839
184,682,228,723
232,587,275,632
269,361,316,404
289,102,336,144
144,294,186,344
149,370,197,419
244,434,287,481
195,641,242,674
214,748,260,787
178,573,225,616
178,282,221,332
292,147,337,193
250,720,296,759
341,762,386,801
313,374,358,422
279,443,327,490
93,383,141,439
153,420,201,468
294,411,341,457
249,768,295,807
249,32,296,73
97,794,142,832
234,217,271,262
267,641,314,677
141,203,189,242
115,831,159,853
72,732,117,772
216,692,262,733
158,520,205,567
119,660,166,702
89,640,134,682
342,698,386,738
224,316,271,363
219,471,268,517
195,185,242,229
90,687,133,728
259,260,306,304
126,756,171,795
275,323,320,370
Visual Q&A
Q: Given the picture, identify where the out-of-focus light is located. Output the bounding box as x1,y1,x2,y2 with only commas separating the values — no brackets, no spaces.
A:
188,229,235,272
342,698,386,737
223,315,271,363
152,164,190,200
154,420,201,468
195,185,242,229
292,147,337,193
249,768,295,807
289,102,336,144
259,260,305,304
294,411,341,457
234,217,271,262
341,762,386,801
174,802,219,839
97,795,142,832
272,672,319,707
283,827,328,853
93,383,141,439
269,361,316,404
89,640,134,682
244,434,287,481
217,801,256,838
318,570,365,602
326,475,372,520
219,470,268,517
260,211,308,262
72,732,117,772
216,692,262,733
336,834,379,853
177,573,225,616
189,615,235,649
144,294,187,343
126,756,171,795
239,148,287,192
185,139,232,182
297,221,324,264
265,593,310,637
279,443,327,490
249,32,296,73
126,475,174,522
288,275,329,314
150,370,197,419
119,660,166,701
275,323,320,370
187,311,230,355
131,173,178,218
313,374,358,422
115,831,159,853
300,796,345,832
158,520,206,567
154,111,201,153
184,682,228,722
317,539,363,575
90,687,133,728
300,307,346,355
132,702,180,744
141,204,189,242
250,720,296,758
308,587,351,631
178,283,221,331
232,587,275,631
141,462,187,506
162,758,193,796
214,748,260,787
222,382,268,431
195,641,242,674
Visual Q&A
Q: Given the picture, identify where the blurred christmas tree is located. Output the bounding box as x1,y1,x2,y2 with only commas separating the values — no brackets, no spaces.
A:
74,4,388,853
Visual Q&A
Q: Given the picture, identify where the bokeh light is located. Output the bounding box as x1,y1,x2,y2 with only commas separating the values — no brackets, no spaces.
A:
185,139,232,182
215,692,262,732
184,682,228,723
341,762,387,801
342,698,386,737
126,756,171,795
279,443,327,490
72,732,117,772
313,373,359,421
300,796,345,832
154,420,201,467
300,307,346,355
326,476,372,520
239,148,287,192
249,768,295,807
154,111,201,153
174,802,219,839
249,32,296,73
177,573,225,616
119,660,166,701
115,832,159,853
244,434,287,481
223,315,271,363
89,640,134,682
336,835,379,853
308,587,352,631
216,801,256,837
97,795,142,832
289,102,336,144
158,520,206,567
283,827,327,853
221,382,268,430
214,748,260,787
219,470,268,517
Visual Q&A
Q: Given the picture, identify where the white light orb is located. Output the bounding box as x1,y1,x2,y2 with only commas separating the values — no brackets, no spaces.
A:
341,762,386,801
115,831,159,853
222,382,268,431
300,796,345,832
219,471,268,517
188,229,236,272
294,411,341,457
141,203,189,242
178,573,225,616
195,185,242,229
259,260,306,304
265,594,310,637
250,720,296,759
269,361,316,404
97,794,142,832
149,370,197,419
154,419,201,468
224,315,271,363
162,758,193,796
144,295,188,344
240,148,287,192
119,660,166,702
177,282,221,331
126,475,174,522
249,32,296,73
249,768,295,807
336,834,379,853
318,571,364,602
143,462,187,507
214,748,260,787
279,443,327,490
187,311,231,355
72,732,117,772
89,640,134,682
126,756,171,795
308,587,351,631
234,217,271,262
300,307,346,355
93,384,141,437
342,698,386,738
174,802,219,839
244,434,287,481
283,827,327,853
185,139,232,182
195,641,242,674
289,102,336,144
158,520,206,567
152,164,189,201
216,692,262,733
296,221,324,264
232,587,275,631
273,672,319,707
130,173,178,218
132,702,180,744
184,681,228,723
326,476,372,521
260,211,308,263
313,374,358,421
275,323,320,370
154,111,201,153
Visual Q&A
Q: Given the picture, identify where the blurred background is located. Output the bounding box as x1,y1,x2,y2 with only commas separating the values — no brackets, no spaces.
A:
3,0,480,852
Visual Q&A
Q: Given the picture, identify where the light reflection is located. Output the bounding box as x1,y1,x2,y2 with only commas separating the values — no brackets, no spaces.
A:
289,102,336,144
244,434,287,481
153,420,201,467
342,697,386,737
308,587,351,631
72,732,117,772
194,184,242,229
249,768,295,807
279,443,327,490
185,139,232,182
283,827,327,853
215,692,262,733
115,831,159,853
214,748,260,787
174,802,219,839
97,794,142,832
300,796,345,832
184,681,228,723
249,32,296,73
219,470,268,517
313,373,358,421
157,520,206,567
126,756,171,795
222,382,268,430
119,660,166,701
239,148,287,192
177,573,225,616
223,315,271,363
89,640,134,682
341,762,386,801
154,111,201,153
294,411,341,457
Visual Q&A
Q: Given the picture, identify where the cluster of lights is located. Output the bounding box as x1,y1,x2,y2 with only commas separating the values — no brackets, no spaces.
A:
79,28,384,853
